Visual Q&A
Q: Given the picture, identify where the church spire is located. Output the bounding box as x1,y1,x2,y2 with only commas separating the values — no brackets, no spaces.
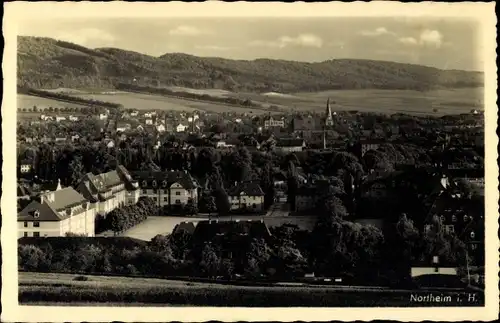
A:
325,98,334,126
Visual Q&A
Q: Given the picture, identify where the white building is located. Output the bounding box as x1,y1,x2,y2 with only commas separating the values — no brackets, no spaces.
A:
76,165,140,216
264,116,285,128
157,124,166,133
18,181,96,238
69,115,79,122
176,123,188,132
55,116,67,122
228,182,265,212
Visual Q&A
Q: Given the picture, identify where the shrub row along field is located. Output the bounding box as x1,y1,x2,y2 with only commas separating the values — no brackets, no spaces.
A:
19,272,483,307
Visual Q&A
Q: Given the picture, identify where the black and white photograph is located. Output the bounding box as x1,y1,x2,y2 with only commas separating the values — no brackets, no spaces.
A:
2,1,498,322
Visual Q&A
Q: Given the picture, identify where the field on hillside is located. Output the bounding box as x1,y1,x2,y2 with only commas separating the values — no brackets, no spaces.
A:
76,92,272,115
233,87,484,116
17,94,89,111
119,216,317,241
19,272,482,307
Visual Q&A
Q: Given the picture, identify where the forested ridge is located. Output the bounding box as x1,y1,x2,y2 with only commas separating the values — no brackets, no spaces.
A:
18,36,483,92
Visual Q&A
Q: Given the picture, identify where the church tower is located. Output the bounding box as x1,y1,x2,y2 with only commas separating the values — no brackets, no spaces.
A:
325,98,334,127
323,98,334,149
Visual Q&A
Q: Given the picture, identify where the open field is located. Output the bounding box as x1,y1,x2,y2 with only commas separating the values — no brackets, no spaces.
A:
75,92,272,115
21,86,483,116
118,215,317,241
19,272,483,306
167,86,233,98
233,87,484,116
17,94,89,111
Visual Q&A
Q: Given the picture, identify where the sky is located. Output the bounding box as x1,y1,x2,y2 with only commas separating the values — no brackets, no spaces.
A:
18,17,482,71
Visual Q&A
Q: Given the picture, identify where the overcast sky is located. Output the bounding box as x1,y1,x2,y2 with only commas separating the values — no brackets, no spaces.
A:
19,17,482,71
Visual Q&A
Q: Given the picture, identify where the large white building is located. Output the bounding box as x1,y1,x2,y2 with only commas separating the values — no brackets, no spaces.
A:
76,165,140,216
18,182,96,238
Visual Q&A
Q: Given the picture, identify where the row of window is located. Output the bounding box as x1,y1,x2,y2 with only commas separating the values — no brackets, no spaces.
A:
439,214,473,222
142,189,183,195
23,232,40,237
24,221,40,227
150,197,182,204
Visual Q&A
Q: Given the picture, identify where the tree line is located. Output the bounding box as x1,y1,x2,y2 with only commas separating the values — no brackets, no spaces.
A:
18,213,470,287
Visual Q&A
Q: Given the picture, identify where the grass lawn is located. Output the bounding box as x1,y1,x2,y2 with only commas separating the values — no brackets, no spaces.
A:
19,272,484,307
120,216,318,241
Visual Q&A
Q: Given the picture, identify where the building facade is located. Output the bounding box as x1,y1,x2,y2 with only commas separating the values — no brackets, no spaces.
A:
228,182,265,212
76,165,140,216
264,116,286,129
131,170,199,209
18,183,96,238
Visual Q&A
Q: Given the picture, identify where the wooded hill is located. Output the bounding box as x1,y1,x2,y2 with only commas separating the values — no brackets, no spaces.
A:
18,36,483,92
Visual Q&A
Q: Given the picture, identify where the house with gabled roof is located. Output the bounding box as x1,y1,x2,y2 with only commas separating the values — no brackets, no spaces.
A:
275,138,306,152
131,170,199,209
227,182,265,212
18,180,96,238
76,165,140,216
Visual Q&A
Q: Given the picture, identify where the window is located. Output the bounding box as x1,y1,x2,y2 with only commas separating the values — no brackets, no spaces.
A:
142,189,147,194
252,203,257,209
153,189,158,194
23,232,28,237
152,180,157,187
175,191,181,195
24,221,28,228
175,199,181,204
33,232,40,237
164,197,168,202
33,221,40,228
164,189,168,194
470,231,475,239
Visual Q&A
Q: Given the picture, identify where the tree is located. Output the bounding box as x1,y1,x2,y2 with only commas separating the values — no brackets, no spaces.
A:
199,194,217,217
184,199,198,215
245,238,273,278
200,244,220,278
68,156,85,187
213,186,231,216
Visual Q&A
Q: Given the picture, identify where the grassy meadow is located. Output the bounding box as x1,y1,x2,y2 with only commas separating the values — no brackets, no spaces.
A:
19,272,483,306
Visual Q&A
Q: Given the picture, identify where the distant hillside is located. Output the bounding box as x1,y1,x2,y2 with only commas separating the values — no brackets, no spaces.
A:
18,36,484,92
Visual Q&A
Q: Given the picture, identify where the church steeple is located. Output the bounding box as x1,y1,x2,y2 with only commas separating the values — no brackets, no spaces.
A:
325,98,334,127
